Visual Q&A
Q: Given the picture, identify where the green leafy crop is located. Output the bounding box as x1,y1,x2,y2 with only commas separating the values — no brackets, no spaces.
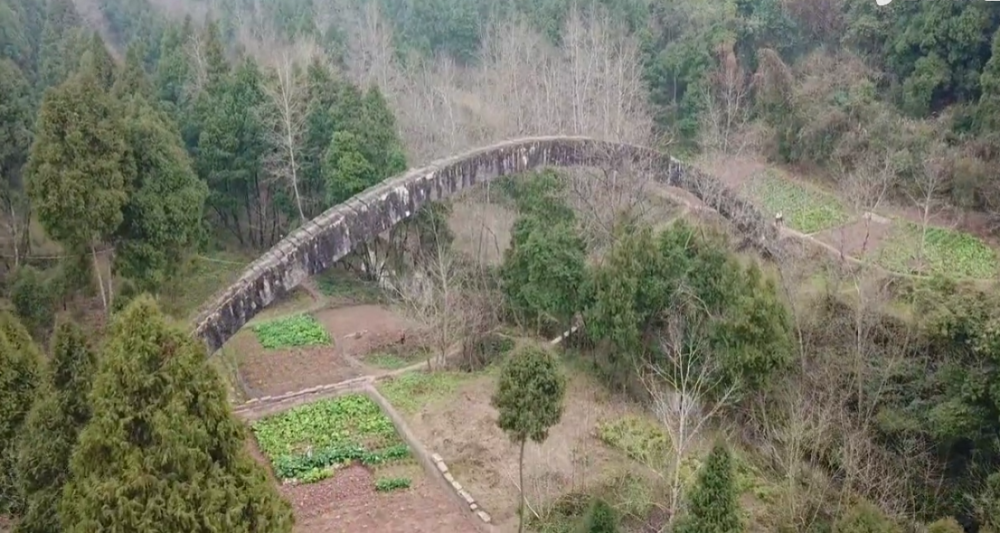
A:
374,477,412,492
251,394,409,482
741,172,849,234
875,222,998,279
250,314,331,349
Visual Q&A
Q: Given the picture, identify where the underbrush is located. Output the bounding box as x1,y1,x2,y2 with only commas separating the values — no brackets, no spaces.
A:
251,394,410,485
314,267,384,303
376,369,489,414
161,251,251,320
250,313,331,349
530,475,661,533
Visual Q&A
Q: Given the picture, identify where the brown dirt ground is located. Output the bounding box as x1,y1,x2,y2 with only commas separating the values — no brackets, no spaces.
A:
288,464,479,533
813,217,893,258
392,366,645,532
247,438,478,533
232,331,363,399
234,305,419,398
312,305,423,360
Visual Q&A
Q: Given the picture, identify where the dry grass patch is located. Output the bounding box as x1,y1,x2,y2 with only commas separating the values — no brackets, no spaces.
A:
377,362,651,531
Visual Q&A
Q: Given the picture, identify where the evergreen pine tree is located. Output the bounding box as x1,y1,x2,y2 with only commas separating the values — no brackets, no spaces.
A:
26,67,133,312
78,31,115,89
37,0,84,89
153,19,193,109
0,312,43,517
492,344,566,533
674,441,743,533
112,42,153,100
60,295,294,532
15,322,96,533
0,58,34,183
582,498,619,533
114,89,208,292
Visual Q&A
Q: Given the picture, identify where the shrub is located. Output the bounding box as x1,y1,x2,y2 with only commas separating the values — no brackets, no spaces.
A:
832,502,900,533
674,441,742,533
925,517,963,533
10,266,54,340
459,332,515,371
374,477,411,492
581,498,618,533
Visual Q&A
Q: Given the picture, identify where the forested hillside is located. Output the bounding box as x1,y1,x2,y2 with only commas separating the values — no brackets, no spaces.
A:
2,0,1000,532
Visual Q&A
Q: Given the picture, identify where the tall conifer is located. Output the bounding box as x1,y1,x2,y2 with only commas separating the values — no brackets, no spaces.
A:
0,312,43,517
15,322,96,533
674,441,743,533
60,295,294,532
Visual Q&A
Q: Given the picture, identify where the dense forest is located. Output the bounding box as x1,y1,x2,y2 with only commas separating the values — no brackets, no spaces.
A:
2,0,1000,531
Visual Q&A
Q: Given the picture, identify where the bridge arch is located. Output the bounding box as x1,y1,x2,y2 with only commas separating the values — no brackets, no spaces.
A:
192,136,777,353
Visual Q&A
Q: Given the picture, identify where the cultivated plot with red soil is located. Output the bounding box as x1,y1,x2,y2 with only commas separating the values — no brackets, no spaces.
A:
283,464,479,533
231,330,363,399
244,395,478,533
233,305,419,398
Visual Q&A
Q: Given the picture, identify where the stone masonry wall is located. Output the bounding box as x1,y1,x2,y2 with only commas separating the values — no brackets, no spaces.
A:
192,136,778,354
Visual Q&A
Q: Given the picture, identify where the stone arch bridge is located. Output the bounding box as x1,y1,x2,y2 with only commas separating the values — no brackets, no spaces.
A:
192,136,778,354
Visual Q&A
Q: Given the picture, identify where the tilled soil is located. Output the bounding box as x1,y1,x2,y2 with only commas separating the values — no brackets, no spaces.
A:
235,305,421,398
281,465,479,533
239,343,365,398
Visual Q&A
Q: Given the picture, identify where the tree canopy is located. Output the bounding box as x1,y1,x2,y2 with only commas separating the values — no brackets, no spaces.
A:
60,295,294,532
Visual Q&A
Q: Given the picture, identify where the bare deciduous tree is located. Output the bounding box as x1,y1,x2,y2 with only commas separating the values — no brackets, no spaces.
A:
258,40,322,223
838,146,896,259
700,41,753,156
389,221,466,370
910,146,950,266
641,298,737,524
0,184,29,269
344,1,399,91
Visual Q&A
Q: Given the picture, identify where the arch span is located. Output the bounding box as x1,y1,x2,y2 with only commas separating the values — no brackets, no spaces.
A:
192,136,777,353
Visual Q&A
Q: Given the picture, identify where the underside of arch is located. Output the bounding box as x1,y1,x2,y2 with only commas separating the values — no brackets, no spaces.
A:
192,136,777,354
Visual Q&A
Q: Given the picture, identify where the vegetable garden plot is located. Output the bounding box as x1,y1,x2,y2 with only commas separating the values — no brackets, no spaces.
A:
874,222,998,279
250,313,331,349
741,172,850,234
251,394,410,484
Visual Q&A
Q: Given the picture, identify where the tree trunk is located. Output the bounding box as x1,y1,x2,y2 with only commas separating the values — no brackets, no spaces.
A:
518,439,526,533
91,243,108,312
107,249,115,309
288,142,306,223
